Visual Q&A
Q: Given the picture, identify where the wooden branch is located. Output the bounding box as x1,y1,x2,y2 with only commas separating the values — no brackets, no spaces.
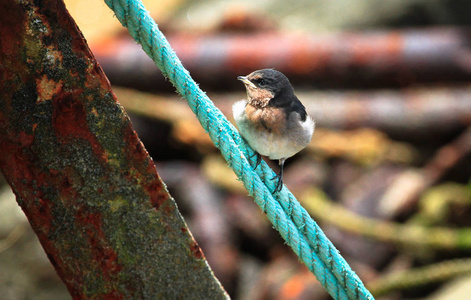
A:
0,0,228,298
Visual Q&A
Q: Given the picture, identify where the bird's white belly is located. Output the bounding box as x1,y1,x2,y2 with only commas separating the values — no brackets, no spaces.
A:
232,100,314,160
241,128,302,159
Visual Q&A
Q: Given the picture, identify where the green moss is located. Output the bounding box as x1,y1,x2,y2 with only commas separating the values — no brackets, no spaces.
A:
109,196,127,212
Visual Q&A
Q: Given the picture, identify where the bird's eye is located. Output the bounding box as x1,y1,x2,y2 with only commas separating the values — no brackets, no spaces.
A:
257,79,266,87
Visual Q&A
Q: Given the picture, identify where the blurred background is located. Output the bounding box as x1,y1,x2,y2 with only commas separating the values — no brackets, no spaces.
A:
2,0,471,299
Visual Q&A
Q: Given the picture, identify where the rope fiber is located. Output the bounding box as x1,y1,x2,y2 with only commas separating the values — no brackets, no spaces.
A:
104,1,374,299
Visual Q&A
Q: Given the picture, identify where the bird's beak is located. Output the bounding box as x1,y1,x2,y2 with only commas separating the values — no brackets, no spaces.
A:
238,76,257,89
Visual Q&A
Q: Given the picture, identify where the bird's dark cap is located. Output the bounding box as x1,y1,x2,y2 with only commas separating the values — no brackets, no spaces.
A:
242,69,293,95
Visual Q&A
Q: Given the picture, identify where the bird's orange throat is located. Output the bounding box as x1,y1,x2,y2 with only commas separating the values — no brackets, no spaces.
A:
245,87,273,108
244,104,286,134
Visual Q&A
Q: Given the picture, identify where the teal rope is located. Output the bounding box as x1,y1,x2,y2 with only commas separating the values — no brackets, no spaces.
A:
104,1,373,299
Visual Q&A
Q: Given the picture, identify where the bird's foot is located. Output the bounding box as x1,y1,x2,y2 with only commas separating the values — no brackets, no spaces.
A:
272,158,286,194
272,173,283,193
250,152,262,169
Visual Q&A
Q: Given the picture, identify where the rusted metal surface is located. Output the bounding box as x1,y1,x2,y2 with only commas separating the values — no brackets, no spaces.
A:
0,0,228,298
93,27,471,90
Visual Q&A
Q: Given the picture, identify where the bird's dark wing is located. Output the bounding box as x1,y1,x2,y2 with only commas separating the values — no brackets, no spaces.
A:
290,98,307,122
270,92,307,122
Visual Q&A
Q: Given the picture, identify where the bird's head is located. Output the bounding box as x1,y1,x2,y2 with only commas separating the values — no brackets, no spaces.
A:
238,69,294,108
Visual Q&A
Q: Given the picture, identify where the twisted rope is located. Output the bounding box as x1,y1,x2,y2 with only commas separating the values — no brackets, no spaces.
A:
104,1,373,299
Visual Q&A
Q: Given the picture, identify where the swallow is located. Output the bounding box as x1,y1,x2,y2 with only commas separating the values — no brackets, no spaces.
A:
233,69,315,193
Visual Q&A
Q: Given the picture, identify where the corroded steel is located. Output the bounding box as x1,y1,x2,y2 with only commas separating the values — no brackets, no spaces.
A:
0,0,228,299
93,28,471,89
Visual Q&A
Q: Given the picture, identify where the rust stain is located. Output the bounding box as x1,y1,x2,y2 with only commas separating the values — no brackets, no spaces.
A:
52,93,103,158
100,291,124,300
36,74,63,102
190,240,205,260
76,211,123,278
121,124,170,210
18,130,34,147
35,197,54,232
0,141,36,189
0,1,26,57
149,183,170,210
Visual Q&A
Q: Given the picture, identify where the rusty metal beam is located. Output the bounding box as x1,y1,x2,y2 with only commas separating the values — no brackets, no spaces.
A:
93,27,471,90
0,0,228,298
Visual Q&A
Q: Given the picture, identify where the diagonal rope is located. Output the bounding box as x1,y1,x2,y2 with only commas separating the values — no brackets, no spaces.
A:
103,1,374,299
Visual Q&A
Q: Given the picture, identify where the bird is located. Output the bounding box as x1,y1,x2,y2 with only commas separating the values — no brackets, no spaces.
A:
233,69,315,193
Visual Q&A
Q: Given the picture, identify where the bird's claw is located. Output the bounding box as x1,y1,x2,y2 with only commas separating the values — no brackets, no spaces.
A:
250,152,262,169
272,173,283,193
